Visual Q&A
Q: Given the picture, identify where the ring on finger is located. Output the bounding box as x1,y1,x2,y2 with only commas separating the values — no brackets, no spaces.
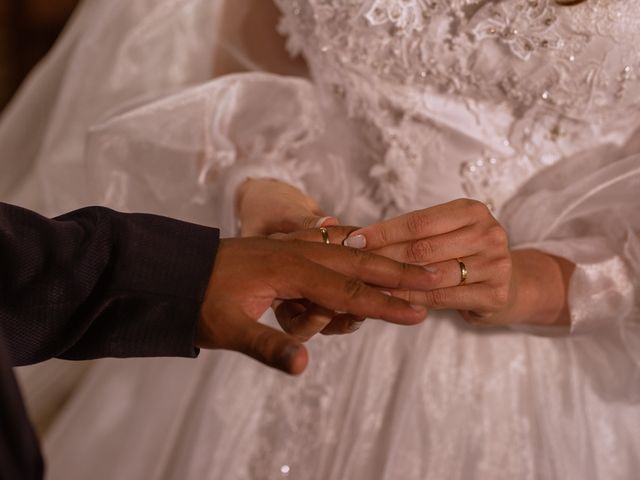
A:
456,258,468,286
319,227,331,245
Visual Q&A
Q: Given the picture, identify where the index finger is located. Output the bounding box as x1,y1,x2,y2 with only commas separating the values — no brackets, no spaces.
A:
286,241,440,292
344,199,483,250
283,259,428,325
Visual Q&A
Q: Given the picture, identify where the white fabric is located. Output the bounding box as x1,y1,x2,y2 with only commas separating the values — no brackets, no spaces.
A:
0,0,639,479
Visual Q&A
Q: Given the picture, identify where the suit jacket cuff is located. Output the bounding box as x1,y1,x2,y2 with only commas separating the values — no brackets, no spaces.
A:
58,210,219,360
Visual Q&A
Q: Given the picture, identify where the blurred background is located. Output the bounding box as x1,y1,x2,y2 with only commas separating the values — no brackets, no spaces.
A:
0,0,79,110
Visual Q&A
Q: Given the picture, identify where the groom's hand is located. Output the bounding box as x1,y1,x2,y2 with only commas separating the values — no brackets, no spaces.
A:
196,237,430,375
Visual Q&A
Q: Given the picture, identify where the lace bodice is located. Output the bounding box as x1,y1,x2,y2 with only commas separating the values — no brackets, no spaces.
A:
275,0,640,212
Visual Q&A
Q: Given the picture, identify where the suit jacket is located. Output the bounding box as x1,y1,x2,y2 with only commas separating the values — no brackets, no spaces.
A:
0,203,219,479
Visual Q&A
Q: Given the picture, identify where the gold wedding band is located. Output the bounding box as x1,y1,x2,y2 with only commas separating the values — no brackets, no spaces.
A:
319,227,331,245
457,258,468,286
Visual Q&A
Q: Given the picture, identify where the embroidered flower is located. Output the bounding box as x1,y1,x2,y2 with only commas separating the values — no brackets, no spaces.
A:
470,0,563,61
365,0,429,34
369,141,419,211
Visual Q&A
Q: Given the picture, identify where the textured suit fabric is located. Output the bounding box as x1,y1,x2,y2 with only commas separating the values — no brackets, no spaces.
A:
0,203,220,480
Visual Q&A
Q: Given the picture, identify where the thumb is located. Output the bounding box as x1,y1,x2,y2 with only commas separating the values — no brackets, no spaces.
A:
238,321,309,375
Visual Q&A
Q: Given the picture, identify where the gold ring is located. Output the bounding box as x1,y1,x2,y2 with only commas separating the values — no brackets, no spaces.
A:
457,258,468,286
319,227,331,245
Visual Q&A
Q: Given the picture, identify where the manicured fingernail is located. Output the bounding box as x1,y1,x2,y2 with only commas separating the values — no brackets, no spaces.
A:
343,234,366,249
314,216,335,228
348,321,364,332
424,266,438,273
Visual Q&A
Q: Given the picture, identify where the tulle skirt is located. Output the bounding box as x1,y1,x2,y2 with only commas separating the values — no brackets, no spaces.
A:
43,308,640,480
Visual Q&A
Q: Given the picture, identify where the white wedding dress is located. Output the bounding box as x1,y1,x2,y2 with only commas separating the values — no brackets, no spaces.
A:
2,0,640,479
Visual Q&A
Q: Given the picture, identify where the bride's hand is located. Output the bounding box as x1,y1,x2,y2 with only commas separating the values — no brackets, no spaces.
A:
343,199,573,326
237,178,337,237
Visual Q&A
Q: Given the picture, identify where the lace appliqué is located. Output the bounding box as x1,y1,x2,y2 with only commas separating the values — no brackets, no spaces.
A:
276,0,640,212
365,0,430,33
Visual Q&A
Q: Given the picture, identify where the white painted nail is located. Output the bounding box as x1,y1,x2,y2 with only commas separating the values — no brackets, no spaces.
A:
314,216,334,228
424,266,438,273
343,234,366,249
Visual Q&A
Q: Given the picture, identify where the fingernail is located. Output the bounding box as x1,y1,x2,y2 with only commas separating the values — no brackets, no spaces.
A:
424,266,438,273
279,344,301,367
410,304,427,314
380,290,392,296
343,234,366,249
348,321,364,332
314,216,335,228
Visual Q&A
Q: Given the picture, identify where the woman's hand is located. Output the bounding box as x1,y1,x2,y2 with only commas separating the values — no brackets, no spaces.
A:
237,177,337,237
343,199,574,327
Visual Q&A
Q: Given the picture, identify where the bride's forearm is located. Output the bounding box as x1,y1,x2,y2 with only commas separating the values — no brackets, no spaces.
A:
510,249,575,327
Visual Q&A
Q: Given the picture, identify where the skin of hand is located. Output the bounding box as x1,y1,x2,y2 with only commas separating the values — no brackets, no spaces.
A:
339,198,576,327
196,237,432,375
237,178,338,237
237,177,357,337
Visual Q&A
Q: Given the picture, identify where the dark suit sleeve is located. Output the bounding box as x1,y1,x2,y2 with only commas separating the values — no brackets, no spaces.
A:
0,202,219,366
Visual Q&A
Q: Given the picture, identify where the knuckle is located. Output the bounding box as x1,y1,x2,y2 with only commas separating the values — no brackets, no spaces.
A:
301,216,317,230
407,239,434,263
398,261,413,284
406,212,429,237
428,289,448,309
249,329,273,357
343,278,368,300
270,250,297,270
491,286,510,309
494,256,513,277
487,225,509,248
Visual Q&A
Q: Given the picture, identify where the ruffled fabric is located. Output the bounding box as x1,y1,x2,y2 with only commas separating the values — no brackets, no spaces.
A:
86,74,325,234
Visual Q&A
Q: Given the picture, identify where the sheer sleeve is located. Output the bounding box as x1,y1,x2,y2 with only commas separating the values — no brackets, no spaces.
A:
501,144,640,364
85,73,335,235
0,0,354,235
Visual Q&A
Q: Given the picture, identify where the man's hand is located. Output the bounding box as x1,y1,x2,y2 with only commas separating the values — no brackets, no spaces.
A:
196,237,431,375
